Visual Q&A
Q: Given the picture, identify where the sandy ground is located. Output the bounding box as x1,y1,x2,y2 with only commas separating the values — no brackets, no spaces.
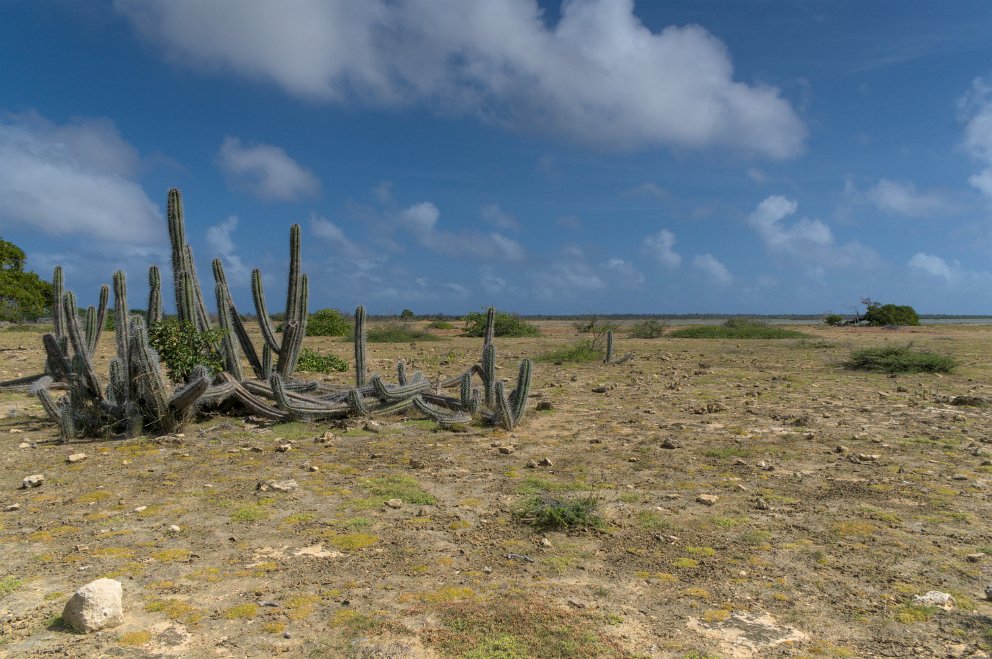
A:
1,321,991,657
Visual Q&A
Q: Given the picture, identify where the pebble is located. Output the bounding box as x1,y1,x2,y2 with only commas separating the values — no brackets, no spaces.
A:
913,591,955,610
526,459,538,468
984,584,992,601
363,420,383,433
20,474,44,489
498,446,515,454
316,431,335,443
67,453,87,464
538,457,553,467
535,401,553,411
660,437,681,449
307,465,320,472
540,537,553,548
835,445,849,453
696,494,719,506
966,553,984,563
409,459,426,469
168,525,181,533
257,479,299,493
4,504,20,512
276,444,291,453
385,499,403,509
134,506,147,513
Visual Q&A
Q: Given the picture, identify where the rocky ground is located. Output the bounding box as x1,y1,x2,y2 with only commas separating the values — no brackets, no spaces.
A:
1,321,992,657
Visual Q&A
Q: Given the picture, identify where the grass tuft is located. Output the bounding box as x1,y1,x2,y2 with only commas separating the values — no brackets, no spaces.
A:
670,318,806,339
845,345,956,373
535,340,603,363
515,494,605,531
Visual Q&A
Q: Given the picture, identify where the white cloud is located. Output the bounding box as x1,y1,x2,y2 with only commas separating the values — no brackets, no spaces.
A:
642,229,682,268
908,252,953,281
216,136,319,201
747,195,876,270
602,257,644,289
396,202,524,261
865,178,948,217
960,77,992,200
692,253,732,285
480,266,507,295
480,204,520,230
117,0,805,157
206,215,249,282
530,244,605,300
0,112,161,244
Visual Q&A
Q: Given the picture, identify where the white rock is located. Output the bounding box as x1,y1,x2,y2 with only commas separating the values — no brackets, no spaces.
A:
20,474,44,489
62,578,124,633
385,498,403,509
913,591,955,610
67,453,87,464
258,479,298,493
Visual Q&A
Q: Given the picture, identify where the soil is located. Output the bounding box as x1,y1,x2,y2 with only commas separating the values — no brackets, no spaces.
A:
1,321,992,657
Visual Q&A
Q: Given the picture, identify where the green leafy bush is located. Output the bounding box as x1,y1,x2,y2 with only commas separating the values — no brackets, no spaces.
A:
0,238,52,321
845,345,955,373
628,318,668,338
359,322,438,343
824,314,844,326
306,308,352,337
670,318,807,339
296,348,348,373
462,310,540,338
399,309,415,321
148,319,226,381
515,494,605,531
426,319,454,330
864,303,919,327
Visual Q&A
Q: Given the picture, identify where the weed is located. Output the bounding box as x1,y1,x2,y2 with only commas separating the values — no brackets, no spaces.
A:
306,308,351,336
0,576,23,597
536,340,603,363
427,319,455,330
144,599,203,624
224,603,258,619
324,532,379,551
628,318,668,338
354,475,436,508
296,348,348,373
358,322,439,343
118,630,152,646
515,494,605,531
845,345,956,373
231,505,269,523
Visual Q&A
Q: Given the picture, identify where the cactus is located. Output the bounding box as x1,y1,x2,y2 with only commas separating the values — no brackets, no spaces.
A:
148,265,163,326
167,188,211,331
482,342,496,406
250,225,308,378
212,258,262,377
483,306,496,347
354,305,367,387
604,330,614,364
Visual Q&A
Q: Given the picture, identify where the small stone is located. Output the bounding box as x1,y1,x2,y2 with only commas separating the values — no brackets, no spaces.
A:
168,525,181,533
538,456,553,467
526,460,538,468
984,584,992,601
696,494,719,506
417,508,429,517
857,453,880,462
18,442,30,449
951,474,969,481
385,499,403,509
62,578,124,633
628,457,639,463
259,600,279,607
753,497,770,510
258,479,298,493
983,460,992,467
316,431,335,443
409,459,426,469
591,386,609,394
966,553,984,563
499,446,515,454
283,631,291,639
308,465,320,472
540,537,553,548
4,504,20,512
276,444,291,453
913,591,955,610
67,453,87,464
133,506,147,513
535,401,553,411
20,474,44,489
835,445,849,453
660,437,681,449
363,420,383,433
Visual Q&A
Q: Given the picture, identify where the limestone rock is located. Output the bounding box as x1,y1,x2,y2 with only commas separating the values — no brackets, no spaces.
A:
62,578,124,633
20,474,44,489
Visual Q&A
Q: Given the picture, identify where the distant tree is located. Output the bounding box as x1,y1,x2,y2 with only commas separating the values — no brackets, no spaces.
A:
399,309,415,321
863,301,920,327
0,238,52,321
823,313,844,326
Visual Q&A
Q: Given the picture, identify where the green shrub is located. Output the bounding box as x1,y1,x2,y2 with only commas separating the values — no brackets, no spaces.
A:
846,345,955,373
535,340,602,363
864,303,919,327
296,348,348,373
148,319,226,381
399,309,415,321
462,311,540,338
426,319,454,330
669,318,806,339
515,494,605,531
824,314,844,326
306,308,351,337
572,316,620,335
358,322,438,343
628,318,668,338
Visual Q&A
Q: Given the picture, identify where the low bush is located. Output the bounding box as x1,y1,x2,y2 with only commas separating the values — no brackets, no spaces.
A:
426,319,454,330
462,310,539,338
669,318,806,339
296,348,348,373
359,321,438,343
535,340,602,363
845,345,955,373
306,308,351,337
572,316,620,335
864,303,919,327
515,494,605,531
628,318,668,338
148,319,226,381
824,313,844,326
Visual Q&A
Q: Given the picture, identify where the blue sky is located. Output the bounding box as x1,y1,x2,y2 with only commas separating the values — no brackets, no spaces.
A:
2,1,992,315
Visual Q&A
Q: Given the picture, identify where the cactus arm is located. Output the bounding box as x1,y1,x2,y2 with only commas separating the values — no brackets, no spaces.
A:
30,376,61,422
113,271,130,371
484,306,495,347
186,244,212,332
169,365,210,414
84,306,97,355
370,374,430,402
251,269,281,353
493,380,514,430
42,333,71,378
127,316,170,424
213,259,262,377
510,359,532,425
604,330,613,364
347,387,371,416
261,343,273,379
214,282,244,381
52,266,66,339
413,396,472,426
354,305,367,388
396,360,408,386
147,266,162,326
482,343,496,407
62,292,102,399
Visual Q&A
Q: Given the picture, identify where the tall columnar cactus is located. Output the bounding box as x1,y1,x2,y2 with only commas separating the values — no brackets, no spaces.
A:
147,265,163,326
604,330,614,364
167,188,211,332
354,305,367,387
251,224,308,378
484,306,496,347
212,259,262,378
482,342,497,407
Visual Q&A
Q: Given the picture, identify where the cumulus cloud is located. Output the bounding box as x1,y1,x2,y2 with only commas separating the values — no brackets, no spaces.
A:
206,215,249,282
396,202,525,261
642,229,682,268
908,252,953,281
0,112,161,243
908,252,992,289
530,244,605,300
602,257,644,289
216,136,320,201
865,178,949,217
747,195,876,269
960,77,992,199
116,0,805,157
692,253,732,285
